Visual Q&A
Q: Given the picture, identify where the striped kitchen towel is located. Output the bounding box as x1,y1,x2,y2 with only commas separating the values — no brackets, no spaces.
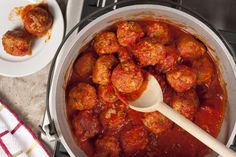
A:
0,100,51,157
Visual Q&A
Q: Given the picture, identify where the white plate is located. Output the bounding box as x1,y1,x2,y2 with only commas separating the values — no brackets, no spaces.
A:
0,0,64,77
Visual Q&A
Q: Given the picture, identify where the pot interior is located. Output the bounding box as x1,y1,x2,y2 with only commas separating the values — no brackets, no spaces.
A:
49,5,236,157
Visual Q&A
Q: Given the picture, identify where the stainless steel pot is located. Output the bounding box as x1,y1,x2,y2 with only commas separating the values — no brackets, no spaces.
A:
46,3,236,157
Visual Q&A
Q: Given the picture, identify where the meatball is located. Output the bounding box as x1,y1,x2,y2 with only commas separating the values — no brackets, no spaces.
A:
72,111,100,141
156,46,181,72
100,102,127,131
171,90,199,120
117,21,144,46
22,6,53,37
98,84,118,103
142,112,173,134
146,22,172,44
166,65,197,92
177,35,206,60
192,56,214,85
74,52,97,78
94,32,120,55
93,55,118,85
68,83,97,111
134,38,166,66
111,61,143,93
95,136,121,157
155,74,177,104
118,47,132,63
2,29,32,56
120,126,148,154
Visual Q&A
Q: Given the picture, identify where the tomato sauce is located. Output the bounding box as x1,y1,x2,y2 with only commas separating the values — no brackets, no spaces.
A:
66,19,226,157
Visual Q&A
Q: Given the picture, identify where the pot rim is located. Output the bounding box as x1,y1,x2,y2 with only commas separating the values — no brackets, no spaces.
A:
47,4,236,157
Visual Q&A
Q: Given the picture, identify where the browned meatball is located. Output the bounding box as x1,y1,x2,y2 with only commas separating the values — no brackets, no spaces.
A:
192,56,214,85
118,47,132,63
120,126,148,154
2,29,32,56
111,61,143,93
68,83,97,111
166,65,197,92
154,74,177,104
72,111,100,141
74,52,97,78
94,32,120,55
98,84,118,103
177,35,206,60
117,21,144,46
22,5,53,37
93,55,118,85
171,90,199,120
100,101,127,131
95,136,121,157
142,112,173,134
146,22,172,44
134,38,166,66
156,46,181,72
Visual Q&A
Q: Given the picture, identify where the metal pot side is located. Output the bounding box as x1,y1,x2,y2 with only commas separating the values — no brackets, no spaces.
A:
49,5,236,157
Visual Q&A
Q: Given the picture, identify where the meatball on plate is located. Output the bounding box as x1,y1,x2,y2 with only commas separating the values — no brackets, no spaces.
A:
2,29,33,56
0,1,64,76
21,4,53,37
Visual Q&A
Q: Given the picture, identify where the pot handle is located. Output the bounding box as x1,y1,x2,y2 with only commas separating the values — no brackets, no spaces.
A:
66,0,84,36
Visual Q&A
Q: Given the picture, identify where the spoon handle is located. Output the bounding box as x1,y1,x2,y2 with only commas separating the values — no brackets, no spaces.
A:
156,102,236,157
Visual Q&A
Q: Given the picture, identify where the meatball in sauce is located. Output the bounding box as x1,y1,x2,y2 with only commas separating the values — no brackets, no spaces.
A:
146,22,172,44
192,56,214,86
66,19,226,157
117,21,144,46
100,101,128,132
166,65,197,93
94,136,121,157
98,84,118,103
120,126,148,155
94,32,120,55
68,83,97,111
142,111,173,134
111,61,143,93
72,110,100,141
155,45,181,72
134,38,166,66
171,90,199,120
177,35,206,60
93,55,118,85
74,52,97,79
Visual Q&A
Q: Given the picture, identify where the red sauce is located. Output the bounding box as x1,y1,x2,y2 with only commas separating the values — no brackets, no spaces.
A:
66,20,226,157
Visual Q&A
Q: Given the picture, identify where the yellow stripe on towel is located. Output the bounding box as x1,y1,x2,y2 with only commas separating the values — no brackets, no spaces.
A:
26,140,38,154
13,150,24,157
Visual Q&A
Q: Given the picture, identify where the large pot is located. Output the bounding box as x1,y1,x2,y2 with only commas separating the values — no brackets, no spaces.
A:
47,4,236,157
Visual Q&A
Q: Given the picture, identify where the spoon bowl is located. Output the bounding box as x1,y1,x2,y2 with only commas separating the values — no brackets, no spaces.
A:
130,74,163,112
